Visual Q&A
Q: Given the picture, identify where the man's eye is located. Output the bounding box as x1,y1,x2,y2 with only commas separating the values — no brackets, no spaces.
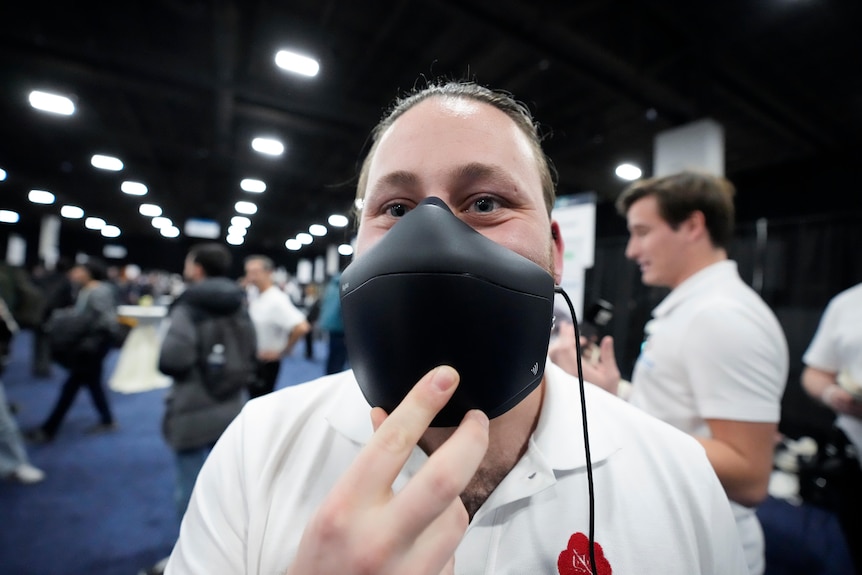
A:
386,203,410,217
472,197,500,213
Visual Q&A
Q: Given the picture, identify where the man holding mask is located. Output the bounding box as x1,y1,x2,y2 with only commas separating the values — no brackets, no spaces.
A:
166,81,748,574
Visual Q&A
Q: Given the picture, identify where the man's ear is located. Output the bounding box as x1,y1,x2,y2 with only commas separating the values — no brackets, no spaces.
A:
551,220,564,285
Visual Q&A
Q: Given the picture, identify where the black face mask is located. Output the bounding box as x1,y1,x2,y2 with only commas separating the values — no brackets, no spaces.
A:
340,197,556,427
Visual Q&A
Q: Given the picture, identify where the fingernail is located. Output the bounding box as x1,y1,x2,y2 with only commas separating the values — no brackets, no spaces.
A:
468,410,489,429
433,366,458,391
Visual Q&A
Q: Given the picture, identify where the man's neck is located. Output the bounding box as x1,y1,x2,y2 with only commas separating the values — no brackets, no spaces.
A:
418,380,545,520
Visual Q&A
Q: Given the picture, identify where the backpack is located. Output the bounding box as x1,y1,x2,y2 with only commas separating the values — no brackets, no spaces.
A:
44,306,98,367
193,307,258,400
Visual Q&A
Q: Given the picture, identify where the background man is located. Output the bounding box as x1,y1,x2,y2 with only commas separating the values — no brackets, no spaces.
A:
553,171,789,575
244,255,310,398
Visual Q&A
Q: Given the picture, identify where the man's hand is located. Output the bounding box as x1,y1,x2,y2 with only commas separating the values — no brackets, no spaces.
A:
288,366,490,575
548,323,621,396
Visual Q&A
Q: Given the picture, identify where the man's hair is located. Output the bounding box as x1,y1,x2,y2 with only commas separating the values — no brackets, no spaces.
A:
188,242,232,278
244,254,274,272
80,257,108,281
615,170,736,249
355,79,557,219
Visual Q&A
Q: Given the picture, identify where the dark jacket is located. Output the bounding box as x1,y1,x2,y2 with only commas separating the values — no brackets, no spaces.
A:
158,277,248,451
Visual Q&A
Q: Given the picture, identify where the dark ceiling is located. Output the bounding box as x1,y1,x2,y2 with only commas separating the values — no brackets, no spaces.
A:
1,0,860,272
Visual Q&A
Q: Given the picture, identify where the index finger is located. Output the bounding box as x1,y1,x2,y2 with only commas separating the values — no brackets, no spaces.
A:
337,365,461,501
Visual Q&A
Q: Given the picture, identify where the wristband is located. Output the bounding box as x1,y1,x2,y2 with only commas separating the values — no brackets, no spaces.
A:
617,379,633,401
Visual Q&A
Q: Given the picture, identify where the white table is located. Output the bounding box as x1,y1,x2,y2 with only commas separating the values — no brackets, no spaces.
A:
109,305,172,393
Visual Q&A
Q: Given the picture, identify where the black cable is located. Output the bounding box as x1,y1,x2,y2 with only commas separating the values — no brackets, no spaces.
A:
554,285,597,575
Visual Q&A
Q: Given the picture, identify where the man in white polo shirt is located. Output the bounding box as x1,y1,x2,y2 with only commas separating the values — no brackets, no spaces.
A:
555,171,789,575
166,82,748,575
244,255,310,399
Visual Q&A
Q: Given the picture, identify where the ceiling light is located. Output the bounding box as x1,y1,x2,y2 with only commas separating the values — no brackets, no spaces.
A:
227,225,247,237
353,198,364,211
226,234,245,246
61,205,84,219
251,137,284,156
338,244,354,256
231,216,251,228
160,226,180,238
28,90,75,116
328,214,349,228
151,216,172,229
235,201,257,215
296,232,313,245
309,224,327,237
85,217,106,230
121,181,148,196
274,50,320,77
615,163,642,181
101,225,121,238
0,168,6,181
28,189,55,204
285,239,302,251
103,245,127,259
91,154,124,171
139,203,162,217
0,210,20,224
240,178,266,193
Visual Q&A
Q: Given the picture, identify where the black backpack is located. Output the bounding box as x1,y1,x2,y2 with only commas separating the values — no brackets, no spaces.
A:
193,307,258,400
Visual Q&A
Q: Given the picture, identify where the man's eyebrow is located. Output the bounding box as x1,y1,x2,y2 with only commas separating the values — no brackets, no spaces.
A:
452,162,513,184
372,170,420,192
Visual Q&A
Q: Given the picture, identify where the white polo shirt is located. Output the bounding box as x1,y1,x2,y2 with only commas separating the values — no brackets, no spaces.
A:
803,282,862,458
630,260,789,574
247,285,307,355
167,361,747,575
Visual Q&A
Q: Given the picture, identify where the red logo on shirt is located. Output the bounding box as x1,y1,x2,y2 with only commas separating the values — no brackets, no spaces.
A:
558,532,612,575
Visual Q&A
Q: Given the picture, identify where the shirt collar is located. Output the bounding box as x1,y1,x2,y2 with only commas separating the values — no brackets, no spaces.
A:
653,259,738,318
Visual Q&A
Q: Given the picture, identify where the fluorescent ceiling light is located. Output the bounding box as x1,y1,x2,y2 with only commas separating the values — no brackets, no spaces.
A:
328,214,349,228
235,201,257,215
0,168,6,181
29,189,55,204
338,244,354,256
28,90,75,116
0,210,20,224
226,234,244,246
121,181,148,196
151,216,172,229
101,225,121,238
285,239,302,251
240,178,266,193
274,50,320,77
251,137,284,156
227,225,247,237
139,203,162,217
231,215,251,228
160,226,180,238
309,224,327,237
61,205,85,219
85,217,106,230
615,163,642,181
296,232,313,245
91,154,124,171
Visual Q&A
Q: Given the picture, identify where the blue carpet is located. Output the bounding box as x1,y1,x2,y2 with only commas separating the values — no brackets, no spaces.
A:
0,330,326,575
